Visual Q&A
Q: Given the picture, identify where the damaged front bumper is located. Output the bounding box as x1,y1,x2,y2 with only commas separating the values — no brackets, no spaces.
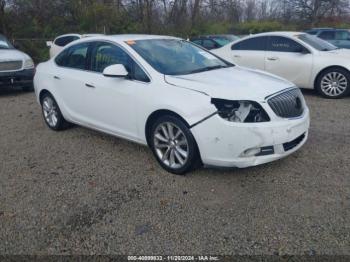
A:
191,108,310,168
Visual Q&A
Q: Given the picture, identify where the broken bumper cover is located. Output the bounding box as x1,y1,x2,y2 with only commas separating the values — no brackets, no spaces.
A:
191,108,310,168
0,69,34,87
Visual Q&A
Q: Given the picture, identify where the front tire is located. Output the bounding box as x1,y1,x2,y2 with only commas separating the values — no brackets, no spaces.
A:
150,115,201,175
316,68,350,99
41,93,69,131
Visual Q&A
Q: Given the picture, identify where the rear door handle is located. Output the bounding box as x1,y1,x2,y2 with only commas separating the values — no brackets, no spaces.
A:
267,57,279,61
85,83,95,88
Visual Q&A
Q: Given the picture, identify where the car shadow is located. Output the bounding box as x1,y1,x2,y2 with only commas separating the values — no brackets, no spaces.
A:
0,87,32,97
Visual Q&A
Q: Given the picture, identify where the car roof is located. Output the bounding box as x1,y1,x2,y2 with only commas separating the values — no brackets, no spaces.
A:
79,34,180,43
250,31,306,37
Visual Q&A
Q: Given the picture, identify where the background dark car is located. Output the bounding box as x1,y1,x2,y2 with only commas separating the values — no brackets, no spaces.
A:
306,28,350,49
190,34,239,50
0,34,35,91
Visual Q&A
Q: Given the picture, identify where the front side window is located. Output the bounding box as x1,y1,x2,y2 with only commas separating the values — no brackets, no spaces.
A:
91,42,150,82
55,43,89,70
319,31,335,40
232,37,267,51
267,36,306,53
55,36,80,47
128,39,232,76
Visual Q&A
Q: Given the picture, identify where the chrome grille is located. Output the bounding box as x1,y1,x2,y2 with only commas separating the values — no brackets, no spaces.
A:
0,60,23,71
268,88,305,118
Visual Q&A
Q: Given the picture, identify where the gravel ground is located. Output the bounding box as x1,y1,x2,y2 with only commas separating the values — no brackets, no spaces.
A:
0,88,349,256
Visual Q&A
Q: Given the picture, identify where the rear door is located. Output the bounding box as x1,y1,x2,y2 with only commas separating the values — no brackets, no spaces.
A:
53,42,93,123
230,36,268,70
265,36,313,88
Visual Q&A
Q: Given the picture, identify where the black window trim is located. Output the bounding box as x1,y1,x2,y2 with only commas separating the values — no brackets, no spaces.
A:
54,40,152,84
231,35,311,54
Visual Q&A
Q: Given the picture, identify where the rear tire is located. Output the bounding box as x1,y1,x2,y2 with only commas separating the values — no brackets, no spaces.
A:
40,93,70,131
150,115,201,175
316,68,350,99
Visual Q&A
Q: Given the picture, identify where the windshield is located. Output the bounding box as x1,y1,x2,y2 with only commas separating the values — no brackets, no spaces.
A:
298,34,338,51
0,35,14,49
128,39,233,76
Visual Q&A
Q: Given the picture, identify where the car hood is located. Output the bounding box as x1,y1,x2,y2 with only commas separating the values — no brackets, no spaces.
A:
165,66,294,101
0,49,30,61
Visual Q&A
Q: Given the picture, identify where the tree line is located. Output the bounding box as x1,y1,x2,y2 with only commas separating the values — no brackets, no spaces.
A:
1,0,350,61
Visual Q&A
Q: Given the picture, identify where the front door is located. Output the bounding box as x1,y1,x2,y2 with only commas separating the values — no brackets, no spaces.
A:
265,36,313,88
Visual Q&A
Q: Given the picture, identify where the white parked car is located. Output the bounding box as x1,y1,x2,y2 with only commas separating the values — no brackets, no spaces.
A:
34,35,310,174
47,34,103,58
213,31,350,98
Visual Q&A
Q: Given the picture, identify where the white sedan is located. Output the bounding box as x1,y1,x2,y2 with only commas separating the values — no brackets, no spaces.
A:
34,35,310,174
213,31,350,99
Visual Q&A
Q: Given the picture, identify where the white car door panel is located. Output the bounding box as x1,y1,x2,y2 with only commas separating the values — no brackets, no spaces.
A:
265,36,313,88
265,52,313,88
55,68,91,123
79,72,140,140
232,50,266,70
230,36,269,71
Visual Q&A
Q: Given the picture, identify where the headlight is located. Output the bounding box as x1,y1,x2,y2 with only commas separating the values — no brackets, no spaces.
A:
23,58,34,69
212,99,270,123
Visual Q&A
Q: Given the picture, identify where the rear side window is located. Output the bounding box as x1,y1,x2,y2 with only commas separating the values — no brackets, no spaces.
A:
319,31,335,40
91,42,150,82
55,43,90,70
232,37,267,51
267,36,305,53
55,36,80,47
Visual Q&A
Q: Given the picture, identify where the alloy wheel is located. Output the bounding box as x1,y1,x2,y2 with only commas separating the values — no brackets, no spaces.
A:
42,96,59,128
153,122,189,169
321,72,348,97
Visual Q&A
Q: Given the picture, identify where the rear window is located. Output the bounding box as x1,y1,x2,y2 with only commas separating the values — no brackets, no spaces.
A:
55,36,80,47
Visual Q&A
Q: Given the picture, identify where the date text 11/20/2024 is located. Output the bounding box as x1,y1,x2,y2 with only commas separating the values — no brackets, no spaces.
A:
127,256,220,261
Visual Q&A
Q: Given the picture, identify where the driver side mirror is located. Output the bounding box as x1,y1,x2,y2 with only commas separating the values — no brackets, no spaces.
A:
103,64,129,78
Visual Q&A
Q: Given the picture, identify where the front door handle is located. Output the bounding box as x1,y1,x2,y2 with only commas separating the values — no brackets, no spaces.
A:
267,57,279,61
233,55,241,58
85,83,95,88
54,76,60,80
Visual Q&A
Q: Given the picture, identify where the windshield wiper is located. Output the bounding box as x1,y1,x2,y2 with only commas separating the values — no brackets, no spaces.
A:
189,65,229,74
